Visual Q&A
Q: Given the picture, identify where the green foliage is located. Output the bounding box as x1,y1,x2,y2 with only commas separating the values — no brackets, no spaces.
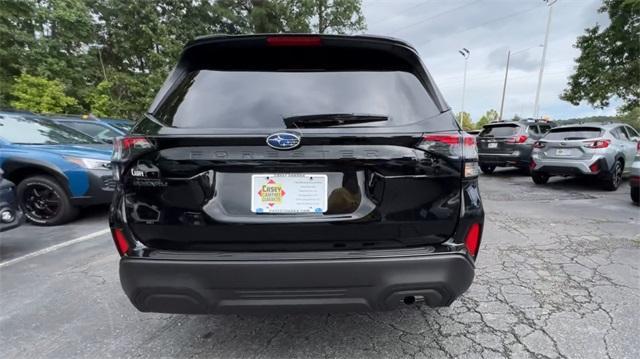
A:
561,0,640,112
617,107,640,130
1,0,366,117
556,108,639,131
456,112,474,130
215,0,365,34
10,73,78,113
476,109,498,129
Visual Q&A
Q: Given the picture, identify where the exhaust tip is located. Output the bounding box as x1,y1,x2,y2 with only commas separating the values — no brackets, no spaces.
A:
403,296,416,305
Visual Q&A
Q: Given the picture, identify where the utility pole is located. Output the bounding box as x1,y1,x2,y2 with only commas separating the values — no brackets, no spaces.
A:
498,50,511,122
458,48,470,122
499,47,541,121
533,0,557,118
97,47,108,82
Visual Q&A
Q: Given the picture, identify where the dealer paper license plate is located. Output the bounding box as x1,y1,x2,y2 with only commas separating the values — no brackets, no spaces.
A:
251,174,328,214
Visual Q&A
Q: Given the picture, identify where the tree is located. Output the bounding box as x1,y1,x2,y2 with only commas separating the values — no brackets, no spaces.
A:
1,0,367,117
215,0,365,34
0,0,37,107
618,106,640,130
561,0,640,112
476,109,498,128
456,112,474,130
309,0,366,34
10,73,78,113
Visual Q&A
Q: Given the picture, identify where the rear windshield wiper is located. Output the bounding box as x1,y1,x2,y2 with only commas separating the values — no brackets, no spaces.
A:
283,113,388,128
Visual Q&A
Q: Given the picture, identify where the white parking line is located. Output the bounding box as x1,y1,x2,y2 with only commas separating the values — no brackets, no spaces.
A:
0,228,110,269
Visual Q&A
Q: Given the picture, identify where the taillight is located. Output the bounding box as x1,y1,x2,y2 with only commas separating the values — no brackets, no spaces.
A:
266,36,322,47
464,223,481,257
418,132,479,177
636,141,640,154
533,141,546,149
506,135,528,144
111,228,130,256
112,136,155,181
589,161,600,173
583,139,610,149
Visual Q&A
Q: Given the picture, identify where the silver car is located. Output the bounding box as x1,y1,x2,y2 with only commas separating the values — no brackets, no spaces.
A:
530,123,640,190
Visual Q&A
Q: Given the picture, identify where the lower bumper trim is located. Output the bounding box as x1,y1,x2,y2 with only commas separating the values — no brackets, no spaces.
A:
119,252,475,314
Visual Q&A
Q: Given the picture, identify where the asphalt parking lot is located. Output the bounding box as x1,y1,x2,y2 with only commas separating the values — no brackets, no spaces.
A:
1,169,638,359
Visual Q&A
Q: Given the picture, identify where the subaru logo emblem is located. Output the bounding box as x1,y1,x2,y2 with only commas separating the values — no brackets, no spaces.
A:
266,132,301,150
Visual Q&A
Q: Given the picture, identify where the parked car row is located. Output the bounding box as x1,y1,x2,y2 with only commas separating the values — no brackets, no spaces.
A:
475,119,640,201
0,112,117,226
476,119,555,174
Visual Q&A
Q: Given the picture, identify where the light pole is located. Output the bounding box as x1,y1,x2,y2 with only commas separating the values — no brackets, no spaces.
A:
89,44,108,82
498,49,511,122
533,0,557,118
499,46,542,121
458,48,470,122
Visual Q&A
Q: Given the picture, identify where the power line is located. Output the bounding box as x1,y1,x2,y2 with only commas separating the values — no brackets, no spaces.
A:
411,5,543,48
387,0,482,35
366,1,434,28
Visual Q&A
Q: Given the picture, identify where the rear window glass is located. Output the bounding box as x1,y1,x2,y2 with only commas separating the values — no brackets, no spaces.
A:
0,116,99,145
154,70,441,129
538,125,552,133
479,125,519,137
62,122,120,138
544,127,602,140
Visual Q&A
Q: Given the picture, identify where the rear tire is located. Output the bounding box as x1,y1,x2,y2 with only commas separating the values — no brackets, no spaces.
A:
631,187,639,204
601,160,623,191
531,172,549,184
480,165,496,174
16,175,78,226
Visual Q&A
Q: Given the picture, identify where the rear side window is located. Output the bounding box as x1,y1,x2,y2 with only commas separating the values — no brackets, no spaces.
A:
527,126,539,134
624,126,639,138
612,127,630,140
544,127,602,140
538,124,552,133
479,125,519,137
154,70,441,129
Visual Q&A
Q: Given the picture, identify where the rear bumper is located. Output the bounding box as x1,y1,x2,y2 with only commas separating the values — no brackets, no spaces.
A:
478,152,530,167
119,251,475,314
532,157,610,176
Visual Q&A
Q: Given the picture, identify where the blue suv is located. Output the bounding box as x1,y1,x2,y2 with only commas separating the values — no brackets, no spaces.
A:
0,113,114,225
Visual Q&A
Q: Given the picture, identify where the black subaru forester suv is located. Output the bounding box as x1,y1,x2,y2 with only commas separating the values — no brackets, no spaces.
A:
109,34,484,314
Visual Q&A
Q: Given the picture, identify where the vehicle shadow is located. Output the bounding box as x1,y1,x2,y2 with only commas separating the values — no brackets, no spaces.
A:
160,307,454,357
545,175,629,193
484,167,528,177
484,166,630,194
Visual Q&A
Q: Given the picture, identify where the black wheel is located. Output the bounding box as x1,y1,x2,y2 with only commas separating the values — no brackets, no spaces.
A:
480,165,496,174
16,175,78,225
631,187,639,204
531,172,549,184
601,160,623,191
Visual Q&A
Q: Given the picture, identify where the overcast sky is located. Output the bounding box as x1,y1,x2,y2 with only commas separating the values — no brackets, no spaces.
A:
361,0,616,121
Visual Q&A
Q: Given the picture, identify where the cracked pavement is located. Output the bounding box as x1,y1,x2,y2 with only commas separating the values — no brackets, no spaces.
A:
1,168,638,358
